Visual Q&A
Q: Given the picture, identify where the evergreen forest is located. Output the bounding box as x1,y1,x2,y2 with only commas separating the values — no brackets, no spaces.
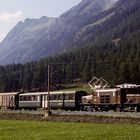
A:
0,29,139,92
0,0,139,92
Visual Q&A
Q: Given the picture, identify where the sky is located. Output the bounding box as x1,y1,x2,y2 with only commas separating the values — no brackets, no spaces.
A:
0,0,81,41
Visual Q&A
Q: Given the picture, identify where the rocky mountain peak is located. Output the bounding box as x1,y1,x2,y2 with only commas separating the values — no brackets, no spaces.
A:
0,0,139,65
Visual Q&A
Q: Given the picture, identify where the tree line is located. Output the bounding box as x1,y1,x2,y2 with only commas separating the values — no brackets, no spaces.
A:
0,29,139,92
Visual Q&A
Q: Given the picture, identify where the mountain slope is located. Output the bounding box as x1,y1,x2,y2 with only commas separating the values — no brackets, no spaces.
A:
0,0,118,64
0,17,57,64
75,0,140,45
0,0,139,91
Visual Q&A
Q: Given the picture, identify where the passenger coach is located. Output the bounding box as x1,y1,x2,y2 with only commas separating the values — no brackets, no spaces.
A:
18,91,87,110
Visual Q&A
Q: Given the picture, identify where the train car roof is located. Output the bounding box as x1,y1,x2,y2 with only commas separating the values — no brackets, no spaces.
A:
19,91,76,96
0,92,18,95
95,88,120,92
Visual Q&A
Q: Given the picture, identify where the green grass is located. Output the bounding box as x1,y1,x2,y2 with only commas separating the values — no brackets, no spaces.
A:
0,120,140,140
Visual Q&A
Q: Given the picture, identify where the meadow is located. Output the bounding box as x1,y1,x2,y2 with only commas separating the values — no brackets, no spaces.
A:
0,120,139,140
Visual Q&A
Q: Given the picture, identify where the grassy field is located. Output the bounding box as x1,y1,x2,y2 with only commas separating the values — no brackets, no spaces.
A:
0,120,140,140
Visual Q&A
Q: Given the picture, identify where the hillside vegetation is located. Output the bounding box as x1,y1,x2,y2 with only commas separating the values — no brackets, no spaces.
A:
0,0,139,92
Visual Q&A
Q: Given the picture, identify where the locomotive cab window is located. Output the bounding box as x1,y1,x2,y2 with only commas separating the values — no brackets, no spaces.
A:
100,95,110,104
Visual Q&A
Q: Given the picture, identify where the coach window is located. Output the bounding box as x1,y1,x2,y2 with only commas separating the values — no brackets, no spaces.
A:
20,96,23,101
50,95,57,100
58,94,63,100
69,94,75,100
31,96,36,101
25,96,31,101
65,94,69,100
23,96,26,101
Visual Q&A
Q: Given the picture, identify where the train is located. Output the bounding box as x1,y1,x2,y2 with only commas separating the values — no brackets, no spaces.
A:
0,91,87,110
0,85,140,112
81,86,140,112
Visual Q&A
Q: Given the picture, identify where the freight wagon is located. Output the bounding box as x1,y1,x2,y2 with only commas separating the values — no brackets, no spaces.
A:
0,92,18,109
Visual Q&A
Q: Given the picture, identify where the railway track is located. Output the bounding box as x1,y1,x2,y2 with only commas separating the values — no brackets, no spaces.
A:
0,109,140,118
0,110,140,124
53,111,140,118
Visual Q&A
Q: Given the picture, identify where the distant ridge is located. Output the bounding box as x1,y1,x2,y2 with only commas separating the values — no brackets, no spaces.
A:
0,0,139,65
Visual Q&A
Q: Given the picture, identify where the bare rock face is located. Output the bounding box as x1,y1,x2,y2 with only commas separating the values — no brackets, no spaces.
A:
0,0,139,64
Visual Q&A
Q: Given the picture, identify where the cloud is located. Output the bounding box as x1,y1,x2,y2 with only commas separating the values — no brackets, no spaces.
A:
0,11,22,22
